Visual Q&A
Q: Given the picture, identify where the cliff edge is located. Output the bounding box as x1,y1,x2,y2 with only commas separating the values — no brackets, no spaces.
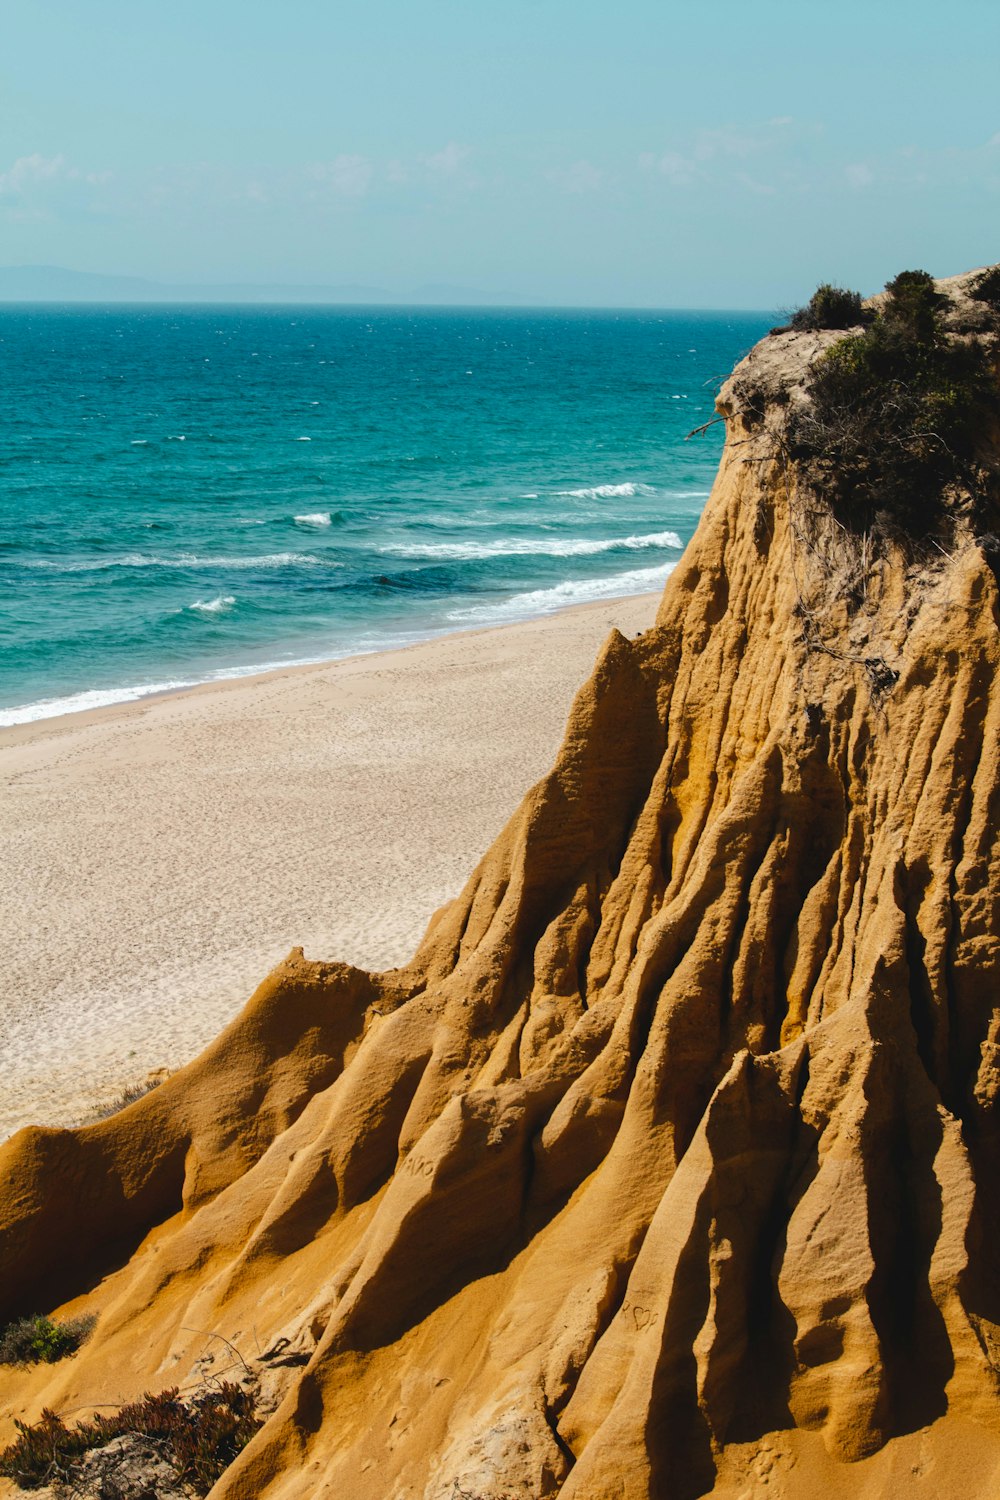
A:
1,268,999,1499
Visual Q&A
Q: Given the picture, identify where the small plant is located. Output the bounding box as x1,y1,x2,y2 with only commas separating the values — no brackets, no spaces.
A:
0,1383,260,1495
85,1075,164,1124
0,1314,95,1366
0,1409,89,1490
790,282,867,332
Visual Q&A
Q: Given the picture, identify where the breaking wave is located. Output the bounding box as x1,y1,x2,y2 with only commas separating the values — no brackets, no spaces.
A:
188,595,236,615
557,482,657,500
381,530,683,561
446,561,676,626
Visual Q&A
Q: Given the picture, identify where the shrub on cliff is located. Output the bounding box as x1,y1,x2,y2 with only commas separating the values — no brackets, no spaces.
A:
0,1383,260,1494
790,283,867,332
789,267,997,536
971,265,1000,317
0,1313,94,1366
880,268,947,344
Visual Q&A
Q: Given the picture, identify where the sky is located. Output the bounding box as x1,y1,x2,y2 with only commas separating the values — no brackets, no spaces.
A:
1,0,999,307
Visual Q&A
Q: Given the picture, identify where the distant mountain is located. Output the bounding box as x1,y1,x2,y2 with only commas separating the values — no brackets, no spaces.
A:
409,281,526,305
0,264,390,303
0,265,529,306
0,266,163,300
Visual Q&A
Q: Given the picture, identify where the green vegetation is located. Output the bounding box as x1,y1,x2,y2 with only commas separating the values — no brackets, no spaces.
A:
790,282,867,332
880,268,947,342
971,265,1000,315
0,1314,95,1366
790,268,998,537
0,1383,260,1495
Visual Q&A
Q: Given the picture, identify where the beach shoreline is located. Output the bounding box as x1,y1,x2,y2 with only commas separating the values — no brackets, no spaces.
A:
1,590,659,1141
0,578,673,737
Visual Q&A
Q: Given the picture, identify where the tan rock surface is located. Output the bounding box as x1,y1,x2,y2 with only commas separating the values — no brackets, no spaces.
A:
2,271,999,1498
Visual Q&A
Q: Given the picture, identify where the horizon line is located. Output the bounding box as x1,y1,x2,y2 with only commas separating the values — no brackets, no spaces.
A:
0,296,780,314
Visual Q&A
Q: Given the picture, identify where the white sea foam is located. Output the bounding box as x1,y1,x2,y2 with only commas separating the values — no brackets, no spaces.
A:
0,663,291,727
26,552,338,572
294,511,333,528
445,561,676,626
557,482,656,500
295,436,312,442
382,529,682,562
0,645,374,726
188,594,236,615
0,681,202,727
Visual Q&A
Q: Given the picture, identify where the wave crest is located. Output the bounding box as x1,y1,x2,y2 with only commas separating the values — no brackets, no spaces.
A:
188,595,236,615
24,552,339,573
446,561,675,626
557,482,656,500
381,529,682,562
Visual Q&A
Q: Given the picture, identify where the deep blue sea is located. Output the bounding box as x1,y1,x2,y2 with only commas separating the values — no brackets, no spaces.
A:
0,305,773,724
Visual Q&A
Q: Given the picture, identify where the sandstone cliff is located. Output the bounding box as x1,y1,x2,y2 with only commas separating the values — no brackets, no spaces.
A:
2,270,999,1499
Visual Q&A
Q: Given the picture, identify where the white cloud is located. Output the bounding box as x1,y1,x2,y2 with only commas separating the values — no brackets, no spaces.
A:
845,162,875,189
638,150,699,187
309,154,373,197
693,128,760,162
638,118,811,190
0,153,66,195
421,143,471,176
0,153,112,222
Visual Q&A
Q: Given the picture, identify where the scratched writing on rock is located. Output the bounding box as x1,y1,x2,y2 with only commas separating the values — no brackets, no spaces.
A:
620,1299,657,1332
402,1156,434,1180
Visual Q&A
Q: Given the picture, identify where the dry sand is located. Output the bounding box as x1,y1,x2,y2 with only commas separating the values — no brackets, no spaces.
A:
0,593,657,1141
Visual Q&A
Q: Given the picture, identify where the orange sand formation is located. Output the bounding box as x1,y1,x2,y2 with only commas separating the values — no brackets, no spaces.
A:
1,272,998,1498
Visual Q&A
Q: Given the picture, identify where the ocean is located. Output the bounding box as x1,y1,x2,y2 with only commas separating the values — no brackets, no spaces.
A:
0,305,773,725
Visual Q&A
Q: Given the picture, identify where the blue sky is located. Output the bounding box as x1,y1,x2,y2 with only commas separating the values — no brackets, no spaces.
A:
2,0,999,306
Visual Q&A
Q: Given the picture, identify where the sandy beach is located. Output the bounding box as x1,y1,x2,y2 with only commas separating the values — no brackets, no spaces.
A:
1,593,657,1141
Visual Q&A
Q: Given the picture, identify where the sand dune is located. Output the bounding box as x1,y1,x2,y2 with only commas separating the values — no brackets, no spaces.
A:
0,595,656,1140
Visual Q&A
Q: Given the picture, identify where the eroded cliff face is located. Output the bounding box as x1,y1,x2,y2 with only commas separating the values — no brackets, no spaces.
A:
2,272,999,1499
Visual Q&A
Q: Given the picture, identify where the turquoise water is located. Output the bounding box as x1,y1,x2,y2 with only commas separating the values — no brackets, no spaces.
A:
0,306,772,724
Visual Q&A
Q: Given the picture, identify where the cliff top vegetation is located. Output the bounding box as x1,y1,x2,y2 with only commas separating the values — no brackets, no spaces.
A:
785,266,1000,543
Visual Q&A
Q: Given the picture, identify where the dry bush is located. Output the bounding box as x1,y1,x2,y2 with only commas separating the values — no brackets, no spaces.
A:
0,1383,260,1495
